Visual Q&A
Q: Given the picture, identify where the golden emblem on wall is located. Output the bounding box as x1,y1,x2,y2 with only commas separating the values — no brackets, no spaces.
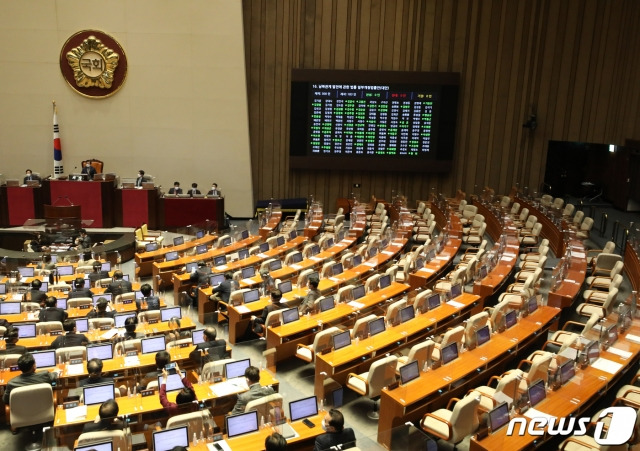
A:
66,35,119,89
60,30,128,99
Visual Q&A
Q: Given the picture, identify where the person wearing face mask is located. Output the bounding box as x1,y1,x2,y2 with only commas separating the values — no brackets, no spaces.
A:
135,170,150,187
207,182,222,197
314,409,356,451
81,161,97,179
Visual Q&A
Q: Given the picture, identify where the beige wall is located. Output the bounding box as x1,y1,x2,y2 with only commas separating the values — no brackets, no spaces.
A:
243,0,640,209
0,0,254,218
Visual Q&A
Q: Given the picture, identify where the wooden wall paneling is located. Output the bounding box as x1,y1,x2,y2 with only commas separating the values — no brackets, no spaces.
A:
390,0,404,71
333,1,347,69
620,6,640,138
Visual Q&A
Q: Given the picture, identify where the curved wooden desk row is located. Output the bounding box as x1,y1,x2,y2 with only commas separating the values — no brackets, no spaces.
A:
515,197,565,257
378,305,561,448
470,316,640,450
547,239,588,309
1,314,191,351
135,233,219,277
259,211,283,239
315,292,486,401
624,242,640,293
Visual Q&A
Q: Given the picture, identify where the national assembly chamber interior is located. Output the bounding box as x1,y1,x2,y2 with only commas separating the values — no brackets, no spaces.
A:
1,1,640,451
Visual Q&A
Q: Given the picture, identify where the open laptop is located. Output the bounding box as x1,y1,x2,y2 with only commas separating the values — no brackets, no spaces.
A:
528,379,546,408
141,336,166,355
332,331,351,351
259,242,270,253
399,360,420,385
378,274,391,289
449,283,462,299
332,262,343,276
319,296,335,312
74,441,113,451
83,382,115,405
282,307,299,325
238,248,250,260
152,426,189,451
441,342,458,365
559,360,576,386
270,259,282,271
75,318,89,333
87,343,114,361
352,255,362,267
160,306,182,321
488,402,510,433
196,244,208,254
213,255,226,266
145,242,159,252
226,411,259,439
32,350,56,368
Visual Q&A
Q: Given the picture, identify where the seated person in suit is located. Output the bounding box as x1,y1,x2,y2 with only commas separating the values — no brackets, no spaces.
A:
207,182,221,197
79,358,113,387
87,298,115,319
230,366,275,414
136,283,160,311
139,350,171,390
188,182,201,196
81,161,97,179
68,277,94,299
135,169,151,187
188,261,210,309
168,181,183,195
74,229,92,250
105,270,133,296
88,261,110,285
39,296,68,322
50,319,90,349
122,317,141,340
314,409,356,451
189,327,227,365
25,279,47,305
208,272,234,312
23,169,41,185
251,289,283,334
37,254,56,271
265,433,287,451
299,277,321,315
260,269,277,296
159,362,196,415
82,399,123,432
30,232,50,253
0,328,27,355
2,353,59,405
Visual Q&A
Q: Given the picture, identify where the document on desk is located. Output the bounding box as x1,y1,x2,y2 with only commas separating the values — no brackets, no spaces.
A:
66,363,84,376
524,408,555,422
65,405,88,422
625,334,640,344
257,253,268,258
364,261,377,267
572,251,585,258
347,301,365,309
446,300,465,309
235,305,250,314
436,255,450,261
382,250,395,256
124,355,141,367
211,378,249,397
310,256,323,262
290,264,302,270
215,265,228,270
241,278,255,285
591,357,623,374
101,329,119,340
608,347,632,360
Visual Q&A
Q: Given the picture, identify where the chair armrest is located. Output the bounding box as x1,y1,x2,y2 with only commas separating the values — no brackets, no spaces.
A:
422,412,453,440
561,320,585,332
614,397,640,409
517,359,533,370
445,397,461,410
619,386,640,399
346,373,369,395
487,375,502,388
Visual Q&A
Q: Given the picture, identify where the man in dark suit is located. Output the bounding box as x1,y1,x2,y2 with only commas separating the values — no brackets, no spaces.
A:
82,399,123,432
79,358,113,387
135,170,150,187
188,183,201,196
81,161,97,179
168,182,183,195
2,353,59,405
314,409,356,451
139,351,171,390
136,283,160,311
50,319,90,349
105,270,133,297
74,229,92,250
208,272,234,312
23,169,41,184
39,296,67,322
68,277,94,299
0,328,27,355
88,261,110,285
189,327,227,365
230,366,275,414
251,289,283,334
188,261,210,309
24,279,47,305
207,183,221,197
87,298,115,319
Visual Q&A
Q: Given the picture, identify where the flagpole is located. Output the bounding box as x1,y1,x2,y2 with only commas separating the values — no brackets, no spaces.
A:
52,101,63,179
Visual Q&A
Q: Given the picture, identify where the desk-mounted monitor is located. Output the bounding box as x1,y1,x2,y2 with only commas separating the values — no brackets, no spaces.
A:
441,342,458,365
488,402,510,433
225,411,259,439
399,360,420,385
87,343,113,361
427,293,441,311
351,285,365,301
319,296,335,312
332,330,351,351
241,267,255,279
278,280,292,294
289,396,318,422
160,306,181,322
282,307,299,325
152,426,189,451
83,383,115,406
367,317,385,337
165,251,179,262
242,289,260,304
225,359,251,379
399,305,415,324
210,274,225,287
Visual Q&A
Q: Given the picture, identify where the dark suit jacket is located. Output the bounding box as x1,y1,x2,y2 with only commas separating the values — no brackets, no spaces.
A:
190,268,210,286
79,375,114,387
207,189,221,197
87,309,116,319
212,280,233,303
81,165,97,178
168,187,183,194
3,371,57,404
136,295,160,311
69,288,94,299
25,289,47,304
231,383,275,415
23,174,41,184
189,339,228,365
188,189,201,196
39,307,67,323
0,343,27,355
135,175,150,187
88,270,110,284
51,332,89,349
105,279,133,296
314,428,357,451
82,418,124,433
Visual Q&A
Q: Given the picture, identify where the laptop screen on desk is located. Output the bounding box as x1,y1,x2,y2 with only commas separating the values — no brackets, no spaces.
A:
160,307,182,322
399,305,415,324
210,274,225,287
527,296,538,313
352,285,366,301
115,312,136,328
173,236,184,246
270,260,282,271
222,237,232,247
276,236,285,247
241,267,255,279
332,263,343,276
225,359,251,379
259,243,270,253
141,336,166,354
75,318,88,333
332,331,351,351
152,426,189,451
74,441,113,451
83,383,115,406
289,396,318,422
368,317,385,337
145,242,158,252
378,274,391,289
57,265,74,276
186,262,198,273
528,379,546,407
399,360,420,385
0,283,5,294
242,289,260,304
196,244,207,254
450,283,462,299
330,387,344,408
213,256,226,266
39,282,48,292
0,302,21,314
560,360,575,385
226,411,259,439
196,230,205,239
192,329,205,345
428,293,441,310
282,307,299,325
441,342,458,365
290,252,302,264
369,247,378,258
289,230,297,240
101,262,111,272
278,280,292,294
238,249,249,260
241,230,250,240
15,323,35,338
476,325,491,347
18,266,34,278
309,245,320,256
87,343,113,361
488,402,510,432
165,251,179,262
505,310,517,329
352,255,362,267
32,350,56,368
319,296,335,312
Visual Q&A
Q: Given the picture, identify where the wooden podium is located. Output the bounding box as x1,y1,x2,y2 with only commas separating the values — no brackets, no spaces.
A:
44,204,82,230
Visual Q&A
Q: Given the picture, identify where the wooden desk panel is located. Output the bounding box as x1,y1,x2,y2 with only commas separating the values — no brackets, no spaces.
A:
547,239,587,309
48,180,115,228
135,234,218,277
259,211,282,239
624,242,640,292
161,196,225,229
408,237,462,289
515,197,564,257
473,236,520,299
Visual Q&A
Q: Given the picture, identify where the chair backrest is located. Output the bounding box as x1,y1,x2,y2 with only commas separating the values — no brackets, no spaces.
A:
527,351,553,385
595,253,623,273
493,372,520,407
440,325,465,352
573,210,584,225
114,339,142,356
297,269,314,288
1,354,23,368
68,298,92,309
259,258,276,274
9,383,54,429
245,393,284,421
54,346,88,362
447,393,481,443
510,202,520,215
465,258,478,283
562,203,575,217
351,314,378,339
464,312,490,349
138,310,161,323
218,234,231,249
490,300,511,330
366,355,398,398
580,217,594,232
36,321,64,335
77,430,128,451
167,338,193,349
21,302,40,312
320,261,335,279
524,215,538,229
406,340,435,369
340,252,355,268
312,326,340,357
364,274,381,293
50,283,71,292
115,292,136,303
601,287,619,316
385,299,407,326
552,197,564,209
336,284,355,303
499,196,511,208
229,289,250,306
458,199,468,212
202,358,236,381
166,410,215,439
413,289,434,313
264,310,283,329
540,194,553,206
284,251,303,266
385,265,398,282
88,318,115,329
518,208,529,222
